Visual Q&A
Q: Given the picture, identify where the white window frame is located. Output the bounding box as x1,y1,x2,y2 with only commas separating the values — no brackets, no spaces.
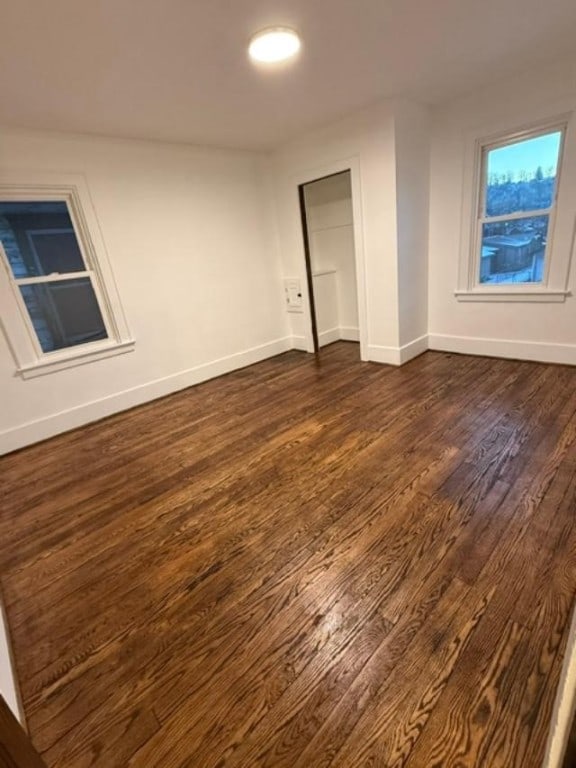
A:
455,114,575,303
0,172,134,378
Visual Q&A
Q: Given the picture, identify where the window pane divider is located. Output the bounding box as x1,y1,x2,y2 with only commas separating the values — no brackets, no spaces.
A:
480,207,553,225
14,271,92,286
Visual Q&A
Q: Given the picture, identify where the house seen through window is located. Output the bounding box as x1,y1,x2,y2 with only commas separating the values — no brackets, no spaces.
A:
0,201,109,353
479,129,563,285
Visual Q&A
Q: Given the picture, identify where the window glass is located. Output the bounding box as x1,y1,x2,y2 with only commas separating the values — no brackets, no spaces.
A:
0,201,85,278
20,279,108,353
484,132,562,217
478,129,563,286
480,215,549,285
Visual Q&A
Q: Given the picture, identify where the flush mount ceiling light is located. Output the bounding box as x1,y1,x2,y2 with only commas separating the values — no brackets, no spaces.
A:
248,27,301,63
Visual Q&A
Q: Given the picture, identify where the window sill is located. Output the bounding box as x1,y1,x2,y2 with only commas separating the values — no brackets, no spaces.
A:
454,289,570,303
18,339,135,379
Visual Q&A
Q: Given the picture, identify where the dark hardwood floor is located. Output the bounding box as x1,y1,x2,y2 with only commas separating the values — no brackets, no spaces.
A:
1,342,576,767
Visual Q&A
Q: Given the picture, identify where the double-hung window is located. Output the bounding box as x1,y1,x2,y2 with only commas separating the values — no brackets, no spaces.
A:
457,118,572,301
0,175,133,377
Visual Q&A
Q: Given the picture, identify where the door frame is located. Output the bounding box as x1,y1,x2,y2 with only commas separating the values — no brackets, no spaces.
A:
295,157,368,361
297,181,320,361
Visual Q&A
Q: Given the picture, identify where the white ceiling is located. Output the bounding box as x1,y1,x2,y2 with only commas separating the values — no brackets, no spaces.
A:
2,0,576,151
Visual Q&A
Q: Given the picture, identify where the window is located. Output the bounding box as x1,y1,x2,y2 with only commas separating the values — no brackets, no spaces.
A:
0,176,133,377
456,116,573,302
1,202,109,353
478,129,563,286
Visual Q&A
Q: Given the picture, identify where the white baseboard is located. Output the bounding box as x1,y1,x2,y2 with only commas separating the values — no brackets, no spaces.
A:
367,335,429,366
367,344,403,366
291,328,360,351
318,327,360,346
0,336,293,455
318,328,341,347
291,335,308,351
340,326,360,342
399,334,429,364
428,333,576,366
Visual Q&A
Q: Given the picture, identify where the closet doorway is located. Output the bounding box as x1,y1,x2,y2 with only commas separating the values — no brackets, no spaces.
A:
298,170,361,361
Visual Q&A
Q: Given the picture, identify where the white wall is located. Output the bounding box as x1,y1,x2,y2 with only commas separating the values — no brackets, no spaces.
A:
0,598,21,721
311,271,340,345
395,101,430,349
269,102,401,361
0,129,289,453
306,186,360,344
270,99,432,365
10,66,576,455
428,59,576,363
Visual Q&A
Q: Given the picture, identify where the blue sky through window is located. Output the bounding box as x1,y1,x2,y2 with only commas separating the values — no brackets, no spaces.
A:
487,131,562,181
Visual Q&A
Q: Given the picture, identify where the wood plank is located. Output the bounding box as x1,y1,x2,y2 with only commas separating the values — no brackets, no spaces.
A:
0,695,46,768
1,344,575,767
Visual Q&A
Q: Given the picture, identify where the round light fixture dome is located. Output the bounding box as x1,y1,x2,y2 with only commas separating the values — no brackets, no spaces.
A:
248,27,301,63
